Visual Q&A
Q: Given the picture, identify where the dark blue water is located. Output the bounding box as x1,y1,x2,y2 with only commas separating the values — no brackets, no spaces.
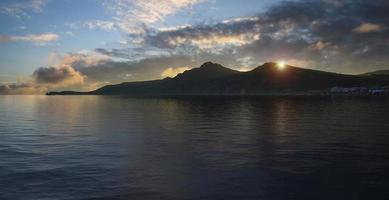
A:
1,96,389,200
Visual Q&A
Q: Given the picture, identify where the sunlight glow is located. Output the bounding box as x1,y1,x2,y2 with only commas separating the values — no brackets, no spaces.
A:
277,61,286,70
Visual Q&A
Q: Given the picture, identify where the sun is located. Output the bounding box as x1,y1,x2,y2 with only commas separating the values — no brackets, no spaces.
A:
277,61,286,70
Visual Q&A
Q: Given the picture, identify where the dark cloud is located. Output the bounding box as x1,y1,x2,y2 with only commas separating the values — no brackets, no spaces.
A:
144,17,261,51
95,47,171,61
1,54,205,94
76,55,199,83
5,0,389,94
0,85,17,94
0,83,46,95
0,66,85,94
33,66,84,85
136,0,389,73
95,48,132,60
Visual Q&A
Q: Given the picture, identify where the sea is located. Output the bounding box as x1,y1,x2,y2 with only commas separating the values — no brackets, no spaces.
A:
1,95,389,200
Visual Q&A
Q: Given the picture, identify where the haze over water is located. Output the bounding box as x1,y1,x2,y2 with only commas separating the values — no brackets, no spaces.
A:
1,96,389,199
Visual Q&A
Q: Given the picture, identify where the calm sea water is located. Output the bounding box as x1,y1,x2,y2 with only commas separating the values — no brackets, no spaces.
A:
1,95,389,200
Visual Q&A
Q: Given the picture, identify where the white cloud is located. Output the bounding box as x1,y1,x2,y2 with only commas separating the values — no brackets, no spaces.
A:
158,24,192,32
64,22,78,30
48,51,111,68
0,0,47,18
17,33,58,43
146,16,261,52
103,0,206,33
84,20,116,31
0,33,59,45
221,17,259,24
62,31,75,37
353,23,385,33
166,33,260,50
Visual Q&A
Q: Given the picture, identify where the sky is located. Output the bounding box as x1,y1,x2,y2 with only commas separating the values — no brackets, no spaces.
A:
0,0,389,94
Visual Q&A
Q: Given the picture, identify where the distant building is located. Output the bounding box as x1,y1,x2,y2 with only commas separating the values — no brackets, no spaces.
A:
330,86,388,96
330,86,369,95
369,87,389,95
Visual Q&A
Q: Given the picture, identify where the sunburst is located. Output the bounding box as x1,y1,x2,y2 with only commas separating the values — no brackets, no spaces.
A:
277,61,286,70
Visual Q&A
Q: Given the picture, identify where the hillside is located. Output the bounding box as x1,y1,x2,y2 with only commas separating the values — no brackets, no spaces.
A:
361,70,389,76
47,62,389,96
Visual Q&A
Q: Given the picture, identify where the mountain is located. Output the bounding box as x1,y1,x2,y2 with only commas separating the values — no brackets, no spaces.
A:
95,62,240,95
47,62,389,96
360,70,389,76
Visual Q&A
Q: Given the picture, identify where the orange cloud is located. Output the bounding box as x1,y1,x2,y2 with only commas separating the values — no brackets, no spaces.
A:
353,23,385,33
161,66,190,77
0,33,58,45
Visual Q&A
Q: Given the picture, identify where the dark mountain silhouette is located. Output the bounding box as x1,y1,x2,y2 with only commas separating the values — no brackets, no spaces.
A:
47,62,389,96
360,70,389,76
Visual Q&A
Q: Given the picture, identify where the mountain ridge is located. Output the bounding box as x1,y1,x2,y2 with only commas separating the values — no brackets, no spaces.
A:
360,70,389,76
47,62,389,96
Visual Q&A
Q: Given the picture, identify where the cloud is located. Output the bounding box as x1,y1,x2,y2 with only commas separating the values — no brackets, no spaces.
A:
353,23,386,33
84,20,116,31
0,51,109,94
161,66,190,77
48,51,111,68
5,0,389,94
159,32,260,51
102,0,206,33
0,64,86,95
0,53,198,94
0,0,47,18
144,17,261,52
0,33,59,45
76,55,197,83
307,41,333,51
0,82,47,95
33,66,85,86
39,51,111,88
139,0,389,73
0,65,85,95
